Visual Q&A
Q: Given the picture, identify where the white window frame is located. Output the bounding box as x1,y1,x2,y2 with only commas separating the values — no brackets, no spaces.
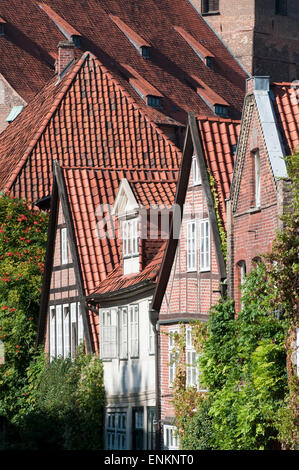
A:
163,425,179,450
122,218,139,258
192,155,201,186
119,307,128,359
200,218,210,271
78,303,84,346
101,310,117,359
61,227,68,265
149,319,155,355
254,150,261,208
63,304,70,358
186,220,197,272
186,327,199,389
56,304,63,357
49,306,56,361
169,328,179,387
129,304,139,358
296,328,299,376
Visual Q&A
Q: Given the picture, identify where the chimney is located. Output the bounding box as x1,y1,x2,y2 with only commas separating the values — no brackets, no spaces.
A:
246,76,270,95
56,41,75,77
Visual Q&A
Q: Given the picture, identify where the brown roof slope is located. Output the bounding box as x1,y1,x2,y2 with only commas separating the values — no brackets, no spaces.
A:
0,0,247,119
0,52,181,203
61,167,178,295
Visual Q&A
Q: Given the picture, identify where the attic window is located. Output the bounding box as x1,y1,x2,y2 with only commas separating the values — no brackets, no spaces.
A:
147,95,162,108
275,0,287,15
174,26,215,69
141,46,151,59
215,105,228,117
5,105,24,123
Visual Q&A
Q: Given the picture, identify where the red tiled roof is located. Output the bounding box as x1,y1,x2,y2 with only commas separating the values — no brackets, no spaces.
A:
0,53,181,203
0,0,246,119
91,241,167,297
61,167,178,295
196,115,240,226
272,82,299,154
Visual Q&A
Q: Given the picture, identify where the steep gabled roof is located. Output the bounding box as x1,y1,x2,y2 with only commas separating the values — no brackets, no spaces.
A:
0,52,181,203
272,82,299,155
0,0,247,121
151,113,240,313
60,166,178,296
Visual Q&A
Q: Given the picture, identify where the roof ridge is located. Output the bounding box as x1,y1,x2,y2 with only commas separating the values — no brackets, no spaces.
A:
195,114,241,124
3,52,90,193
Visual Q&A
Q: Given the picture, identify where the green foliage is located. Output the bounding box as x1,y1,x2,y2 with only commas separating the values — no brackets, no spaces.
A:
0,195,48,419
10,348,105,450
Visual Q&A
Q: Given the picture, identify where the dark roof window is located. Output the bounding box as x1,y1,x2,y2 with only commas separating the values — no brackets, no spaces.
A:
202,0,219,14
215,104,228,117
0,17,6,36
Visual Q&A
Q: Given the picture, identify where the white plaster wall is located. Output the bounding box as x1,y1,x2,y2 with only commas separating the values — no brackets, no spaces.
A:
100,296,155,398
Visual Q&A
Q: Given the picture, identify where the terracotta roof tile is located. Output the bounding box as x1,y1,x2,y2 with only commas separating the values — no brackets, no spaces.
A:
60,167,178,295
196,115,241,227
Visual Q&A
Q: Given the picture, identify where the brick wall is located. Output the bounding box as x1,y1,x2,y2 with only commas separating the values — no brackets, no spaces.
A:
189,0,299,81
230,99,279,311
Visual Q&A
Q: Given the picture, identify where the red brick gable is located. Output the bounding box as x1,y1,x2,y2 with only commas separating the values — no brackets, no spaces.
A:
272,82,299,155
0,53,181,204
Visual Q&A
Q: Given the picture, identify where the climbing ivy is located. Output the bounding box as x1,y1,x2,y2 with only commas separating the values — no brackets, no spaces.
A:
207,169,227,260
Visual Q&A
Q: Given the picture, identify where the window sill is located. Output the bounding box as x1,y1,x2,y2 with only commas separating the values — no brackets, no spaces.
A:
187,268,197,273
202,11,220,16
192,182,202,187
200,268,211,273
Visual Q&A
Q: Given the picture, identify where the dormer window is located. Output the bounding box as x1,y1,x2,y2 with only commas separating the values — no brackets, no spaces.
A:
192,155,201,186
174,26,215,69
202,0,219,14
205,57,213,68
215,105,228,117
275,0,287,15
147,95,162,109
141,46,151,59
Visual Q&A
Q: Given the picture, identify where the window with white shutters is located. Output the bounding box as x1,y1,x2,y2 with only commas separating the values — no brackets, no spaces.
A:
163,425,179,450
200,219,210,271
130,305,139,358
202,0,219,13
49,306,56,361
78,303,84,345
122,218,139,257
149,320,155,355
192,155,201,186
186,220,197,272
169,328,179,386
186,327,199,389
296,328,299,376
119,307,128,359
254,150,261,208
61,227,68,265
63,304,70,358
56,304,63,357
101,310,117,359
